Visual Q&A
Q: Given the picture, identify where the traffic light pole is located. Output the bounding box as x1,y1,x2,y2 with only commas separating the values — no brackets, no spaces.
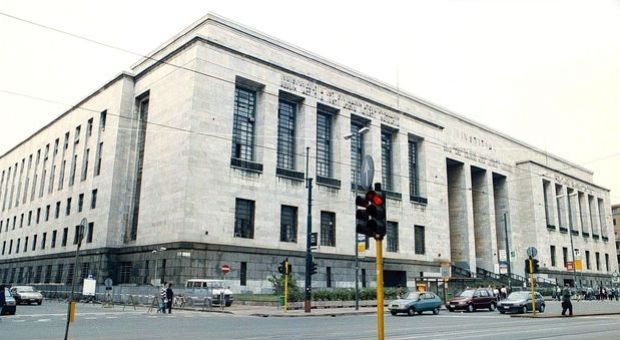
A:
528,258,536,315
376,239,385,340
304,147,313,313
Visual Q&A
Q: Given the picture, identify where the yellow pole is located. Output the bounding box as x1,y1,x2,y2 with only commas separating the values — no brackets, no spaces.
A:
376,239,385,340
284,259,289,313
529,259,536,315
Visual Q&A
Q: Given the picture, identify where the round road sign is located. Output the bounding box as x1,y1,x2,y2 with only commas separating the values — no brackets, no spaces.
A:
526,246,537,258
221,264,231,275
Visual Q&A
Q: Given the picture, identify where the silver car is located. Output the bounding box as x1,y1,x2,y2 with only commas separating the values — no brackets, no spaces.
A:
10,286,43,305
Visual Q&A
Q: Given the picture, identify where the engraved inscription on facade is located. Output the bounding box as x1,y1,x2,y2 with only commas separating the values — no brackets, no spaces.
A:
280,74,400,127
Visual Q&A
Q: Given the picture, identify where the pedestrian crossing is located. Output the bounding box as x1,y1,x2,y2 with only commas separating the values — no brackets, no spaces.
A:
1,309,235,323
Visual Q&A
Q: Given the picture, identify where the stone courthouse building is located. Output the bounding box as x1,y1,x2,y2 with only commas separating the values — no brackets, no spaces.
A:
0,14,616,294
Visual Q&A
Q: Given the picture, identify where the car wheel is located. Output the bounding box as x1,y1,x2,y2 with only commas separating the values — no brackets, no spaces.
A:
225,301,233,307
390,311,397,316
448,308,455,312
521,306,528,314
37,300,42,305
407,307,416,316
433,307,440,315
539,304,545,313
467,304,474,313
489,303,496,311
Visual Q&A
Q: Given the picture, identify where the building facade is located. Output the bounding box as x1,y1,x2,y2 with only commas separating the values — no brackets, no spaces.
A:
0,14,616,294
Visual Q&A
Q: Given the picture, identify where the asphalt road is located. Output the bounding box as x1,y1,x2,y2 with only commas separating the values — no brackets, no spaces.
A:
3,299,620,339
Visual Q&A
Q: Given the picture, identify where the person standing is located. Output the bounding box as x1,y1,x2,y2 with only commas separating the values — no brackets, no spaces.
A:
158,282,168,313
561,283,573,316
165,283,174,314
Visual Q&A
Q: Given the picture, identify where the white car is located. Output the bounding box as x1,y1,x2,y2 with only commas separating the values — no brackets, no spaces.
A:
10,286,43,305
184,279,234,307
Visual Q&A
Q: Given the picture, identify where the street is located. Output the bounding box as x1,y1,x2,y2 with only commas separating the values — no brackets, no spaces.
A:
2,300,620,339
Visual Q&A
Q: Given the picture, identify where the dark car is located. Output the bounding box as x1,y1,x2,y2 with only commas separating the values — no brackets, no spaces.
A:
2,287,17,315
389,291,443,316
10,286,44,305
497,291,545,314
446,288,497,312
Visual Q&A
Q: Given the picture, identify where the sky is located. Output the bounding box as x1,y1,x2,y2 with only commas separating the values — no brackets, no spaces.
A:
1,0,619,204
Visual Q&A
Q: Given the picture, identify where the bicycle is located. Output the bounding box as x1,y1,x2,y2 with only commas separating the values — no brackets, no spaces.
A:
173,295,192,308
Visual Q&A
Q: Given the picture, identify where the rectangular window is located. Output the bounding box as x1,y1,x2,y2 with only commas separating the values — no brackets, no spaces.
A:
234,198,255,239
32,234,37,251
95,142,103,176
51,230,57,248
55,264,63,283
23,236,28,253
240,262,247,286
78,193,84,212
74,125,81,145
231,87,256,161
66,197,72,215
67,263,75,285
320,211,336,247
87,118,93,137
61,227,68,247
27,211,32,226
44,265,52,283
81,262,90,280
326,267,332,288
100,110,107,131
69,154,77,186
596,252,600,271
350,119,366,189
316,107,333,178
386,221,399,252
55,201,61,219
408,139,419,197
87,222,94,243
605,253,610,272
36,208,41,224
550,245,556,267
16,238,20,254
118,262,132,284
41,232,46,250
35,265,42,283
73,225,81,245
58,160,65,190
81,148,90,181
276,99,296,170
91,189,97,209
45,205,50,221
381,129,394,191
280,205,297,243
562,247,568,267
414,225,425,254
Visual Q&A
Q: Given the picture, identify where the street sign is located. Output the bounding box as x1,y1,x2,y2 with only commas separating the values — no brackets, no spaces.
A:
566,261,574,270
360,155,374,190
526,246,537,258
310,232,318,248
221,264,231,275
104,278,113,288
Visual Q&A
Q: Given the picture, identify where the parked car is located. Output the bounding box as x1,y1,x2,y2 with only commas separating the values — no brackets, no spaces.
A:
10,286,43,305
389,291,443,316
184,279,234,307
446,288,497,312
498,291,545,314
2,287,17,315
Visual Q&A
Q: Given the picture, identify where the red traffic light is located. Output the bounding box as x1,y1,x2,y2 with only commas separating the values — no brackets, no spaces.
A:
366,190,383,206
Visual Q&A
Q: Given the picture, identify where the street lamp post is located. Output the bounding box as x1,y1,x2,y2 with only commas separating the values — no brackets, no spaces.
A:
344,126,370,310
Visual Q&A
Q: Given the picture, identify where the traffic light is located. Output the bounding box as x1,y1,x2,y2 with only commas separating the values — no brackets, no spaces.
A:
311,262,318,275
532,259,540,273
524,259,532,274
355,183,387,240
286,262,292,275
278,260,286,274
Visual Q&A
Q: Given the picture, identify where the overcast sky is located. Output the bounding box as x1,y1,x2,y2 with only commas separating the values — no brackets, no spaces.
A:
1,0,619,204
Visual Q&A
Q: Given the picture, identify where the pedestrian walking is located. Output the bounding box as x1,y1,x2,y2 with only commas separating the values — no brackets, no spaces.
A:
166,283,174,314
561,283,573,316
158,282,168,313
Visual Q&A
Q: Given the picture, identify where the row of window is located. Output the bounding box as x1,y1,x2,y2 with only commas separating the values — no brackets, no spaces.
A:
231,84,424,202
0,111,106,215
0,189,98,234
542,180,609,239
1,261,92,286
236,198,426,254
0,222,94,257
549,244,610,272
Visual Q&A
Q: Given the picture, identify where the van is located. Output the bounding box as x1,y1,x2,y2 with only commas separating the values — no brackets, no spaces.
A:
184,279,234,307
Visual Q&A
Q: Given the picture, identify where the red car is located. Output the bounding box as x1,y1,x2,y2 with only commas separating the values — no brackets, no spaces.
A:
446,288,497,312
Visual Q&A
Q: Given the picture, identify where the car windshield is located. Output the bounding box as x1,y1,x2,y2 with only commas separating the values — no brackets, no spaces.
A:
18,287,35,292
458,290,474,298
405,292,420,300
507,292,529,299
